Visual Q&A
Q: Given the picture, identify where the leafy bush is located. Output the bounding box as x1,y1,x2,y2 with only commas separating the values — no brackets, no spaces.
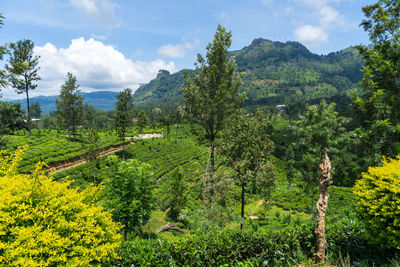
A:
354,156,400,249
0,147,121,266
117,226,312,266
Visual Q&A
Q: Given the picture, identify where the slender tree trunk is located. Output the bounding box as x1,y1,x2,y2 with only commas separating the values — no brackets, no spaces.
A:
264,194,267,222
210,140,215,210
25,87,31,137
240,183,245,230
122,134,125,161
268,194,271,225
72,110,76,142
93,161,96,185
316,148,333,264
311,194,314,224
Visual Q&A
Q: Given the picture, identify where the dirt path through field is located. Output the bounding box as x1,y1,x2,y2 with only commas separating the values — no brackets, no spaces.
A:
49,133,163,174
49,142,135,174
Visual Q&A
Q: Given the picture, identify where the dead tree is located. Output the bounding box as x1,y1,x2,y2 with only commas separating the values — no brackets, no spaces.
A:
315,148,333,263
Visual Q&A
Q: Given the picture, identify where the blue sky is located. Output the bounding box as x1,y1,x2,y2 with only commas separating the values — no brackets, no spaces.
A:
0,0,374,99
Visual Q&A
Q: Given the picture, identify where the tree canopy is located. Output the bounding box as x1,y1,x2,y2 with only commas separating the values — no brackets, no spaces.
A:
352,0,400,158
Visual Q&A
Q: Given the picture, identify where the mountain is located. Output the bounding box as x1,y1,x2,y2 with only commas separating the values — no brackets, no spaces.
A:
11,91,119,113
132,39,364,108
133,69,192,105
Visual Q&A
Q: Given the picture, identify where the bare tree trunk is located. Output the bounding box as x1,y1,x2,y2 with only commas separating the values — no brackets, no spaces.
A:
240,183,245,230
26,87,31,137
315,148,333,264
210,141,215,210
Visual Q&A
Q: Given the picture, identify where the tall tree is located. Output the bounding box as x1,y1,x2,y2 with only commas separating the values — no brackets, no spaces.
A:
56,72,83,142
82,103,95,129
352,0,400,160
164,166,188,222
219,111,274,229
289,100,349,264
6,40,40,136
181,24,245,210
114,88,133,161
83,129,100,185
256,160,277,224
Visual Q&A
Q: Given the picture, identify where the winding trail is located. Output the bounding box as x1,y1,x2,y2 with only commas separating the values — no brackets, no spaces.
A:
49,133,163,174
49,142,135,174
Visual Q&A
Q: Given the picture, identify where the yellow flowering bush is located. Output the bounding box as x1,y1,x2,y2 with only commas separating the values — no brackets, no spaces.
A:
0,146,121,266
353,156,400,249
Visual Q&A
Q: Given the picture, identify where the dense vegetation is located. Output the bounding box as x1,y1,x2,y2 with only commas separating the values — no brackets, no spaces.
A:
1,0,400,265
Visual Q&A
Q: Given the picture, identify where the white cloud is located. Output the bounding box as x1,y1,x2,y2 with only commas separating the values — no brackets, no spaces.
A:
69,0,119,27
319,5,340,27
31,37,176,97
294,25,328,44
157,40,198,58
292,0,342,45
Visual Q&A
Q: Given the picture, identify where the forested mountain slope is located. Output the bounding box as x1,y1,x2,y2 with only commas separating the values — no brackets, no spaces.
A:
133,39,363,108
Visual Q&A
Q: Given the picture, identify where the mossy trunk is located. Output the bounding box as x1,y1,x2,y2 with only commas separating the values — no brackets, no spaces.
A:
315,148,333,264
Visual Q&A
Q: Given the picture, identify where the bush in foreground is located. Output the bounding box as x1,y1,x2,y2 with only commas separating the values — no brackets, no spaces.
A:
0,147,121,266
354,156,400,249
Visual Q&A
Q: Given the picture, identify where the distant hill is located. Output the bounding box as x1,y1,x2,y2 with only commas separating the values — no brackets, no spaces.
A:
132,39,364,108
11,91,119,113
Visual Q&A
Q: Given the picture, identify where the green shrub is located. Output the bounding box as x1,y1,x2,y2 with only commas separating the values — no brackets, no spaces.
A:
354,156,400,249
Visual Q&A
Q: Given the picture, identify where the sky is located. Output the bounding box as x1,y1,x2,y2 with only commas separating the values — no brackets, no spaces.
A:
0,0,375,100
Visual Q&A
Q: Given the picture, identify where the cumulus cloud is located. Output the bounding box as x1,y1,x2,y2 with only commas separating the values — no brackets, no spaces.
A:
70,0,119,27
292,0,342,45
319,5,340,26
31,37,176,97
157,40,198,58
294,25,328,44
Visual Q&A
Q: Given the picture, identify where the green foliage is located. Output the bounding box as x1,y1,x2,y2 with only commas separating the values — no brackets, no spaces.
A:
134,39,363,111
56,73,83,141
0,147,121,265
114,88,134,160
29,102,41,118
6,39,41,136
256,160,278,222
219,111,274,184
5,131,122,173
164,166,188,222
218,110,274,227
354,156,400,249
104,157,155,239
181,24,245,142
289,100,350,218
117,227,311,266
352,0,400,159
0,101,25,134
83,129,100,184
137,110,147,133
